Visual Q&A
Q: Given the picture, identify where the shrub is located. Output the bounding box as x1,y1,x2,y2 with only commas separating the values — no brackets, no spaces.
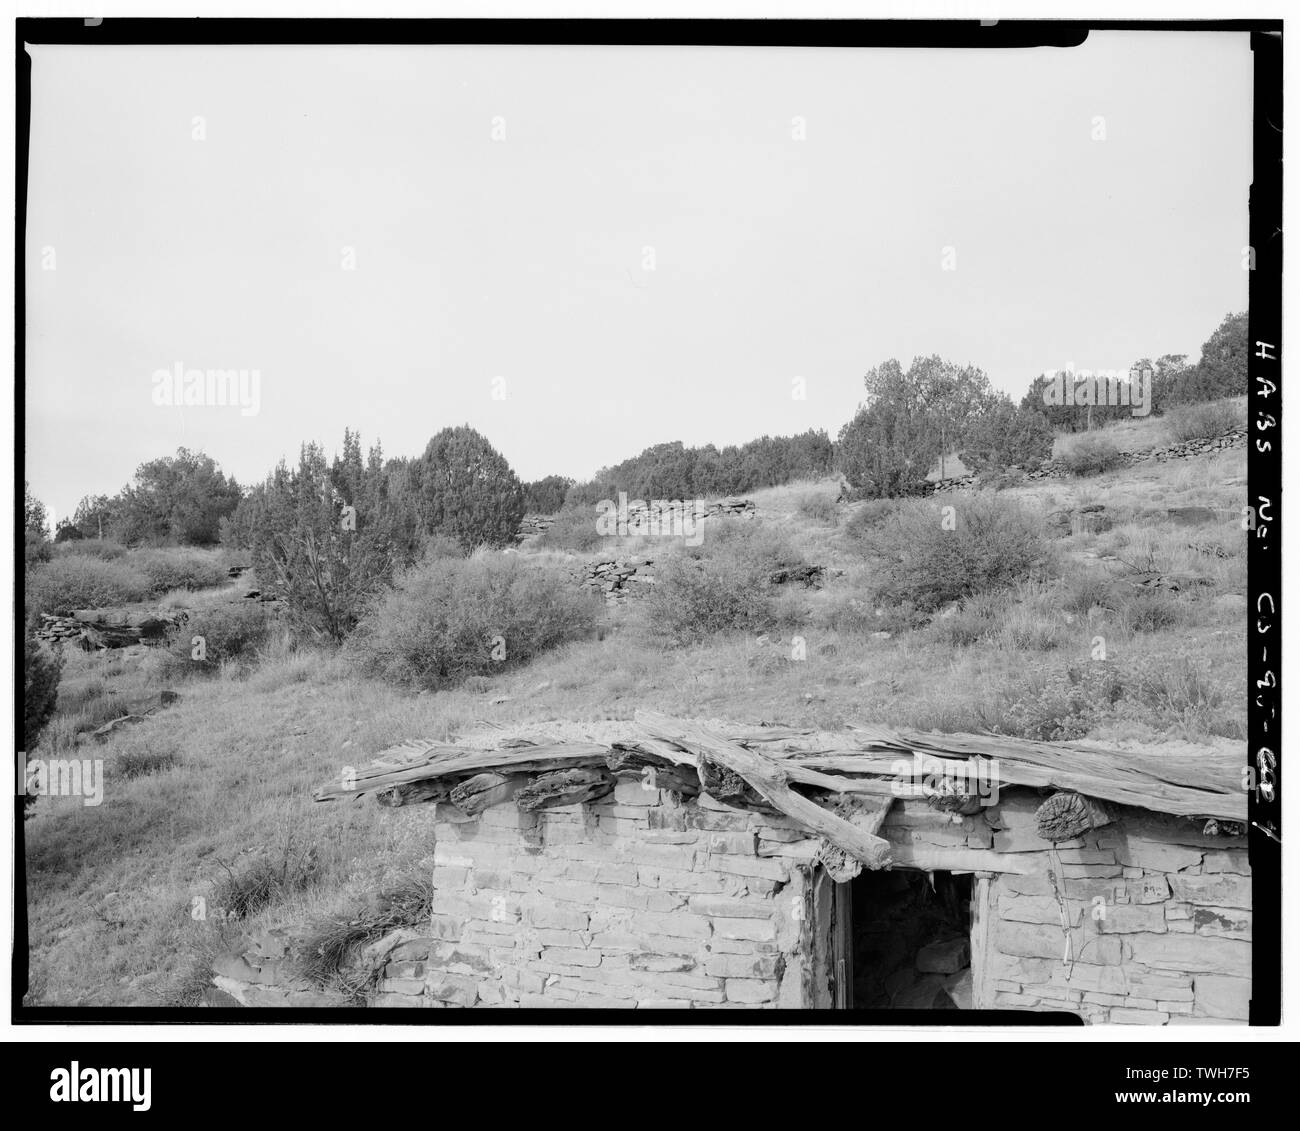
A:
419,533,467,562
1058,433,1123,477
23,631,62,808
1117,587,1183,633
133,548,228,594
416,426,526,550
211,838,319,920
115,746,179,779
53,539,128,560
1060,564,1120,615
1002,662,1124,741
813,592,882,636
168,602,275,672
845,498,903,542
1120,655,1240,738
24,484,52,568
300,879,435,999
522,475,574,516
536,507,607,553
645,522,808,644
1164,400,1245,443
961,400,1054,474
856,495,1049,613
28,556,151,614
925,591,1007,647
350,553,601,689
219,546,253,571
797,492,838,524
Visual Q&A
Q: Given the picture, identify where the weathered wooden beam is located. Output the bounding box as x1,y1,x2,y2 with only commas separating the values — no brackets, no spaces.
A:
886,843,1032,875
450,772,523,816
313,741,609,802
516,768,616,811
818,795,895,882
698,757,777,813
606,744,677,774
636,711,892,869
606,748,701,796
376,780,451,808
1035,791,1113,842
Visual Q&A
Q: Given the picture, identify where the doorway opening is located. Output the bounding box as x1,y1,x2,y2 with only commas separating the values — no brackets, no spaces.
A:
846,869,974,1009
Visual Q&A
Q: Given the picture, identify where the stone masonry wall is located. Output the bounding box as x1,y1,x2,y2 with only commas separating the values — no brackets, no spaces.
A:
983,796,1250,1025
212,786,1250,1020
385,780,815,1008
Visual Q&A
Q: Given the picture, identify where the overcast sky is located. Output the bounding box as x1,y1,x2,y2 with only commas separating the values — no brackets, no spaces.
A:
24,32,1252,520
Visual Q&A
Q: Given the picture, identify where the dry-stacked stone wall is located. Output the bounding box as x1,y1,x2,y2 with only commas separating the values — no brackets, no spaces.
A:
926,429,1247,494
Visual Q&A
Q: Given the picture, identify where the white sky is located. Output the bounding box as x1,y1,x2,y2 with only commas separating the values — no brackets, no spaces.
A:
24,33,1252,519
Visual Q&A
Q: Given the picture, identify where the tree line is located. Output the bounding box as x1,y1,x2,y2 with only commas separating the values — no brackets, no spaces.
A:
38,309,1248,564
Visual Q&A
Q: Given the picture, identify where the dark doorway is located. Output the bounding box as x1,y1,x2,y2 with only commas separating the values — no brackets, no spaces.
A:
847,869,973,1009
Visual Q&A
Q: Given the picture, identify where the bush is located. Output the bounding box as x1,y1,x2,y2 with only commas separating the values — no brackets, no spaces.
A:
219,546,253,571
845,498,903,542
856,495,1050,613
925,591,1007,647
115,746,179,779
28,556,151,614
211,839,319,920
133,548,228,594
168,602,276,673
1060,564,1120,615
1058,433,1124,477
1117,587,1183,633
350,553,601,689
796,492,838,524
1164,400,1245,443
645,521,808,644
53,539,128,560
300,879,435,999
419,533,467,562
24,632,62,796
416,426,526,550
1001,662,1124,741
536,507,607,553
1120,656,1238,737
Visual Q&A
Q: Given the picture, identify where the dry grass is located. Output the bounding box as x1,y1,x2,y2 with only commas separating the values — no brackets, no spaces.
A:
22,447,1247,1006
1049,396,1246,458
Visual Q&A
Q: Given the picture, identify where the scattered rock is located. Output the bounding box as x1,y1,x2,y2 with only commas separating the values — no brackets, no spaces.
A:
91,713,151,741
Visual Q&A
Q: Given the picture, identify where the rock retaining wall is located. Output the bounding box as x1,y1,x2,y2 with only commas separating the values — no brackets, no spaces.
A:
572,559,656,604
926,429,1247,494
517,498,756,543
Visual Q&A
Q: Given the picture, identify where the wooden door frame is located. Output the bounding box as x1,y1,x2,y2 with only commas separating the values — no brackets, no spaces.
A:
815,866,992,1011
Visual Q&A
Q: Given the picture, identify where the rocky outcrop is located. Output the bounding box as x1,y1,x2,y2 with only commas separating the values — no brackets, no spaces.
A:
35,609,188,649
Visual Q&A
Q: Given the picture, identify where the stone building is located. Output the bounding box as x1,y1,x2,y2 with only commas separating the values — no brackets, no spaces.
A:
217,712,1249,1021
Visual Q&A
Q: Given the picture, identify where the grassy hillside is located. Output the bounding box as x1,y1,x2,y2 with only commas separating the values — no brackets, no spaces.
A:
23,440,1246,1007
